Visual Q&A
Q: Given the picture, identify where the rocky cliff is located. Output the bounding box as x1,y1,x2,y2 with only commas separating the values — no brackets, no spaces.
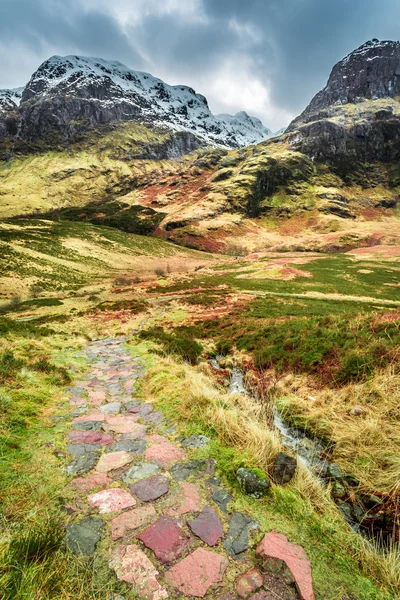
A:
286,40,400,168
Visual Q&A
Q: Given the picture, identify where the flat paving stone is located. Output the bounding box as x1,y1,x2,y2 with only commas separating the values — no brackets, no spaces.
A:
256,531,315,600
66,452,100,475
138,516,189,564
170,460,212,481
106,439,148,454
68,431,114,446
95,451,133,473
164,482,201,517
123,462,160,483
124,401,140,411
144,441,186,464
67,472,112,492
212,487,233,513
67,443,101,457
129,403,153,416
165,547,228,597
99,402,122,414
109,544,168,600
180,434,210,449
65,516,104,555
88,488,136,513
143,411,164,424
73,421,103,431
111,506,157,540
224,513,259,560
70,397,87,406
73,412,105,422
105,417,145,435
88,391,106,403
120,427,147,440
188,505,224,546
129,475,169,502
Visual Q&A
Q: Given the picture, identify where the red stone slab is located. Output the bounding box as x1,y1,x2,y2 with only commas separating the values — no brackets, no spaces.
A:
164,482,201,517
144,441,186,464
111,506,156,540
256,531,315,600
165,547,228,597
68,431,114,446
88,488,136,513
109,544,168,600
66,472,111,492
188,505,223,547
137,516,189,564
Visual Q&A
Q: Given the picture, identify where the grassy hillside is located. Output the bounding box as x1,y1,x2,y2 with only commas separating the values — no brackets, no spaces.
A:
0,218,215,299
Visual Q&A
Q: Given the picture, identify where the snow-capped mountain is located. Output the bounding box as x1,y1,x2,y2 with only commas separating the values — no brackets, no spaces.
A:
0,87,24,112
1,55,272,148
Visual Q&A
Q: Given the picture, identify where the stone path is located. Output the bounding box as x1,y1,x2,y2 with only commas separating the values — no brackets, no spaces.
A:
63,337,315,600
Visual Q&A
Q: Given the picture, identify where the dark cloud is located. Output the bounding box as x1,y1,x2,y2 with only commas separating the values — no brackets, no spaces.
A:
1,0,400,129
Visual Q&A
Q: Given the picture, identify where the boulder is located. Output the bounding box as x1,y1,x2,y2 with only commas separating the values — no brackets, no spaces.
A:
237,468,271,499
272,453,297,485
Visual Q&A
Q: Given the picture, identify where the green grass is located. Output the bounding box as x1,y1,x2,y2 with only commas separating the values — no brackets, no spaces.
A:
161,255,400,302
135,346,395,599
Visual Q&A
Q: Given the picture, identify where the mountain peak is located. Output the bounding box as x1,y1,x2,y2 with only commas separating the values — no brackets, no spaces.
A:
9,54,271,149
288,38,400,130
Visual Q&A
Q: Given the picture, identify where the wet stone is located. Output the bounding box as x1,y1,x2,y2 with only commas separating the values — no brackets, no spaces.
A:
180,434,210,449
188,505,224,546
212,488,233,513
65,452,99,476
123,462,160,483
129,475,169,502
73,421,103,431
67,443,101,457
106,439,148,454
138,516,189,564
224,513,259,560
65,516,104,555
272,453,297,485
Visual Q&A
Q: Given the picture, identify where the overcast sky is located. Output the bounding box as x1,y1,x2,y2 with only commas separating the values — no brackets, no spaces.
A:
1,0,400,130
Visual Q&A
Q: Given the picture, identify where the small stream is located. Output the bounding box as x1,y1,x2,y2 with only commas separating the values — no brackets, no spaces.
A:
210,357,396,544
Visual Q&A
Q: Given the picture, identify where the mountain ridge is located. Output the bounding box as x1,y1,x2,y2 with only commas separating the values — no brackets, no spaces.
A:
0,54,272,150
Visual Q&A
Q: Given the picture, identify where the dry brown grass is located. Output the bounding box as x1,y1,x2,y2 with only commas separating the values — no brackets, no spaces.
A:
275,367,400,494
145,356,282,470
143,352,400,595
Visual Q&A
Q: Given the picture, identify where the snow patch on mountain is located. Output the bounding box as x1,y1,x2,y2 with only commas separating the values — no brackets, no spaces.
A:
20,55,272,148
0,87,24,111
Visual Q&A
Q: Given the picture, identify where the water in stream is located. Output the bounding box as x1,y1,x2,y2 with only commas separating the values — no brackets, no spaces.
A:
210,357,397,544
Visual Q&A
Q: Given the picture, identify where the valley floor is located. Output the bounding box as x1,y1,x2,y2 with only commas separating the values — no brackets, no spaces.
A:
0,245,399,600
